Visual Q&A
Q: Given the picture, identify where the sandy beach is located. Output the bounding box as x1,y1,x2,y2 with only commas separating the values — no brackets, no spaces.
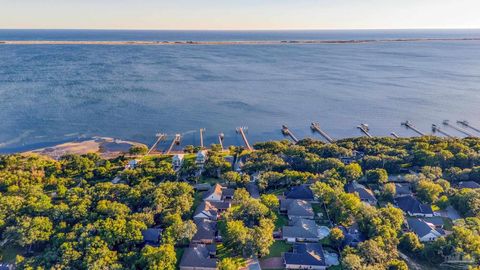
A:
1,38,480,46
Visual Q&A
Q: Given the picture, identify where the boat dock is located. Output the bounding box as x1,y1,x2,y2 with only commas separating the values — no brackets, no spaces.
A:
166,134,182,154
457,120,480,134
401,121,426,136
357,123,373,138
147,133,167,155
432,124,454,138
282,125,299,143
391,132,400,138
310,122,334,143
199,128,206,148
236,127,253,151
218,132,225,151
443,120,475,137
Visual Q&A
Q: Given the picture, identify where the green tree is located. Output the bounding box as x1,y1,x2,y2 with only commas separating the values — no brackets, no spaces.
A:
366,169,388,184
416,180,443,203
8,216,53,251
342,163,363,182
219,258,243,270
399,232,424,253
260,194,279,211
329,227,345,248
140,244,176,270
129,145,148,155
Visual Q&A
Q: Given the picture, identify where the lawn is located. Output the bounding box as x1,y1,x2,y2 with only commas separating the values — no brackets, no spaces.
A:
216,243,247,266
274,213,288,230
175,247,185,269
263,240,292,259
0,246,22,263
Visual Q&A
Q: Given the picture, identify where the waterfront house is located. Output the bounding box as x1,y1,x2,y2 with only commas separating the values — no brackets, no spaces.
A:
125,159,139,169
407,218,445,242
193,201,230,221
285,185,315,201
346,182,377,205
393,183,413,198
395,195,434,217
283,243,327,270
246,182,260,199
280,199,314,220
203,184,234,202
339,223,366,248
179,245,217,270
196,150,208,166
457,181,480,189
282,218,321,243
192,219,217,245
141,228,162,247
172,154,185,170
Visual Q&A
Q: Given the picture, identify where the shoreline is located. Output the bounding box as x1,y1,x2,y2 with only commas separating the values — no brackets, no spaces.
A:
1,37,480,46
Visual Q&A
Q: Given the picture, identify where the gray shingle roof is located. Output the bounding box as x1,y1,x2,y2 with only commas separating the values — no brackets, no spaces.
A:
284,243,326,267
395,195,433,215
286,185,314,200
458,181,480,189
180,245,217,268
282,218,319,239
192,219,217,242
407,218,440,238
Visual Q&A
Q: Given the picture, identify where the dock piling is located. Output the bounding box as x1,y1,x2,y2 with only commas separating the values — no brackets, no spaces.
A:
199,128,206,148
218,133,225,151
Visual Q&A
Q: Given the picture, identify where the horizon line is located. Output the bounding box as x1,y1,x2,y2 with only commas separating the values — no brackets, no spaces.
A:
1,27,480,31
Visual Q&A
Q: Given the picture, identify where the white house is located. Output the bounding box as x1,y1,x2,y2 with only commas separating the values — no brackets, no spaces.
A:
196,150,208,166
172,154,185,170
407,218,445,242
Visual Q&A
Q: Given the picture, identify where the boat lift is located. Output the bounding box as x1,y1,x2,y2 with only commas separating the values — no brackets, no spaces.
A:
166,134,182,154
310,122,335,143
457,120,480,134
401,121,426,136
282,125,299,143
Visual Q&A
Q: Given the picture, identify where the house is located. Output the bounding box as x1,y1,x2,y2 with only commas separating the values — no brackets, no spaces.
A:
339,223,366,248
194,183,211,191
192,219,217,245
346,182,377,205
125,159,139,169
281,199,314,220
203,184,234,202
286,185,315,201
339,151,364,165
172,154,185,170
282,218,321,243
284,243,327,270
246,182,260,199
179,245,217,270
458,181,480,189
196,150,208,166
141,228,162,246
395,195,434,217
193,201,230,221
0,264,14,270
393,183,413,198
407,218,445,242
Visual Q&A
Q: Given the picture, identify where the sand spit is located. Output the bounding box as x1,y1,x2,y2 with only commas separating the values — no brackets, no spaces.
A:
25,137,146,160
1,38,480,46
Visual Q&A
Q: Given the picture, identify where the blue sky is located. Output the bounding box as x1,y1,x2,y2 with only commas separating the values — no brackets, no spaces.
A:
1,0,480,30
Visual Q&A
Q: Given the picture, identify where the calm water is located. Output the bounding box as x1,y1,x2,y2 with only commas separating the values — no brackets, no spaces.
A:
1,30,480,152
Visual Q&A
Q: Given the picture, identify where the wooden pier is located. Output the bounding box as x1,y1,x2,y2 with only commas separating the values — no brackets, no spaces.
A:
147,133,167,155
391,132,400,138
310,122,334,143
166,134,182,154
199,128,206,148
457,120,480,134
432,124,454,138
442,120,475,137
236,127,253,151
282,125,299,143
401,121,426,136
357,123,373,138
218,133,225,151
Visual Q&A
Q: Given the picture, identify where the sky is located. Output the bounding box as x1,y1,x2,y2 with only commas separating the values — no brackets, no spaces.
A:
1,0,480,30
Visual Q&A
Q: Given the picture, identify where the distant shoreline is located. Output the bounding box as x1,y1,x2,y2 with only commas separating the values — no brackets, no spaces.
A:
1,37,480,46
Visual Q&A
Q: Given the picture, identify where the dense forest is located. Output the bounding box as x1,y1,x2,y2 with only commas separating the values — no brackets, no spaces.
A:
0,136,479,269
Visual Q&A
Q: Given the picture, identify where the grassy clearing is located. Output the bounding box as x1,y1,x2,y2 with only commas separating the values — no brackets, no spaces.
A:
216,243,247,266
0,246,22,263
263,241,292,259
274,213,288,230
